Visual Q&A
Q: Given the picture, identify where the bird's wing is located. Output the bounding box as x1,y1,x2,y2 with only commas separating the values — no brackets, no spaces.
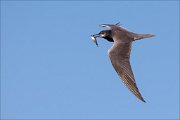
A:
100,24,129,32
108,41,145,102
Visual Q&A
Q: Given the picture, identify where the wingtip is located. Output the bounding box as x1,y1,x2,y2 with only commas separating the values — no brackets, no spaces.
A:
115,22,121,26
139,96,146,103
141,98,146,103
99,24,111,29
99,24,107,27
150,34,155,37
135,92,146,103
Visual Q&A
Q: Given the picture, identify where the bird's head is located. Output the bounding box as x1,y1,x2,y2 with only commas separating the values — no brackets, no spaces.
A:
91,30,113,47
92,30,111,38
98,30,111,38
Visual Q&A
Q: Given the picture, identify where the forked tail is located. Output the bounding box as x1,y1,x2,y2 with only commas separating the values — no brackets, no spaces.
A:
133,33,155,41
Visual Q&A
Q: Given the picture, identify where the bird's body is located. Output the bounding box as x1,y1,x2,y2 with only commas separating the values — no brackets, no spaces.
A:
91,23,155,102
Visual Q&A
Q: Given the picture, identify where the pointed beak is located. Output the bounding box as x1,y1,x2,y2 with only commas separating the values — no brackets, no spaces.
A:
91,34,99,47
92,34,100,38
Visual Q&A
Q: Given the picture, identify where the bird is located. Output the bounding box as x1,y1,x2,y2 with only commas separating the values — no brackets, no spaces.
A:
91,23,155,102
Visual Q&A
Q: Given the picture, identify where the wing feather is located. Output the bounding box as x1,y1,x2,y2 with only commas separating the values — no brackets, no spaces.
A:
108,42,145,102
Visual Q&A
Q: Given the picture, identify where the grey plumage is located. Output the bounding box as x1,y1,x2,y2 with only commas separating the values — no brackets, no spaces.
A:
91,23,155,102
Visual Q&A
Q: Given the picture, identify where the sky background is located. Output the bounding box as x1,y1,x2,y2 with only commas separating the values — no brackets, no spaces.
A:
1,1,179,119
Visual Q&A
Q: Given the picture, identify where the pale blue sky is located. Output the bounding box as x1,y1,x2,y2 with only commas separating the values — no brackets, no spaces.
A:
1,1,179,119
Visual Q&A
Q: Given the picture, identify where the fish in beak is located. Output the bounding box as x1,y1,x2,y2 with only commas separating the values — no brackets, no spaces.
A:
91,34,99,47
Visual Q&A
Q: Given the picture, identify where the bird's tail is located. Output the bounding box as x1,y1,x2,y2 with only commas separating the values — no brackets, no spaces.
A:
133,33,155,41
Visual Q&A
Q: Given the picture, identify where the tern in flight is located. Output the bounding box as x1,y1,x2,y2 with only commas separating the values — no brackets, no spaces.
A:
91,23,155,102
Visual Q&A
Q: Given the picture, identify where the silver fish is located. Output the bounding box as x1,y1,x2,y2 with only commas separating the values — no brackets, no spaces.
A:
91,35,99,47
